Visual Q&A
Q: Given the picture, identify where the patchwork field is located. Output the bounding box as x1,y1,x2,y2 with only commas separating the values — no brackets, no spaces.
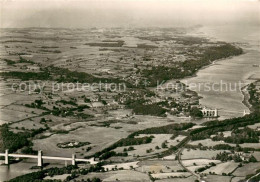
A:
33,125,128,157
113,134,186,157
136,160,183,173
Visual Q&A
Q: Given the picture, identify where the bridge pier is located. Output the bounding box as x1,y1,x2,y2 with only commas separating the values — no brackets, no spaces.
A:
5,149,9,165
72,154,76,166
38,150,43,167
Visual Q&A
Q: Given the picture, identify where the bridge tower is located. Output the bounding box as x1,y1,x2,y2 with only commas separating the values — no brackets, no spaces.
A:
71,154,76,166
5,149,9,165
214,109,218,117
72,154,76,165
38,150,43,167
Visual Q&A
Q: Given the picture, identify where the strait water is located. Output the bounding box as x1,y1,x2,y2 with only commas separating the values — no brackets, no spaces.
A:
0,161,37,182
182,25,260,120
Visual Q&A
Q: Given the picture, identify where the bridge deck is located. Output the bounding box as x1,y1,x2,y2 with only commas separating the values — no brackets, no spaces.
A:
0,153,97,164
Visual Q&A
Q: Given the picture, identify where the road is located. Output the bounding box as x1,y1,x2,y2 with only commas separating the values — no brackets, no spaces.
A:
246,172,260,182
175,136,206,182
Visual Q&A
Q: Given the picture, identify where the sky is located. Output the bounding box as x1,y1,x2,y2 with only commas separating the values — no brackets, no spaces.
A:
0,0,259,28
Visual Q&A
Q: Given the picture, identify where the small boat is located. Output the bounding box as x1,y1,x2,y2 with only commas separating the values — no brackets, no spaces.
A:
253,64,259,67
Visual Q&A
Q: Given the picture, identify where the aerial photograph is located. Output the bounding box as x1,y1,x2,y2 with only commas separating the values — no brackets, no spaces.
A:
0,0,259,181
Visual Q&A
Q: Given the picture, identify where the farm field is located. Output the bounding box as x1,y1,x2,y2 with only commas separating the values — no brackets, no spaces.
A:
203,161,238,175
181,149,226,160
113,134,186,157
76,170,150,182
231,177,246,182
189,139,236,147
151,172,191,179
253,151,260,161
233,162,260,176
204,175,232,182
154,176,197,182
136,160,183,173
103,161,139,171
32,125,129,157
182,159,221,167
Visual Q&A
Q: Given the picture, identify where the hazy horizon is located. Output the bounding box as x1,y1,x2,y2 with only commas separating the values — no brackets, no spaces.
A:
0,0,260,28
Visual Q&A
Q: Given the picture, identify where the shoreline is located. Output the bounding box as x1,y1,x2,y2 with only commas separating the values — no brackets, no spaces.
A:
180,48,246,81
179,48,254,119
241,84,252,112
179,50,245,107
242,80,260,113
163,53,244,90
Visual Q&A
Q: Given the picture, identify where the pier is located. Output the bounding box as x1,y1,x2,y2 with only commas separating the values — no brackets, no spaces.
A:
0,150,97,167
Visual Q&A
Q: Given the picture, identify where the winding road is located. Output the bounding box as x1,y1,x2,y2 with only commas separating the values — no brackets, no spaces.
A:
175,136,209,182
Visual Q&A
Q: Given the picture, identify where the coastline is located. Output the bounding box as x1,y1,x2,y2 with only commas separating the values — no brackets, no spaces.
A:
179,46,257,119
242,79,260,113
178,48,245,106
241,84,252,112
180,48,246,81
